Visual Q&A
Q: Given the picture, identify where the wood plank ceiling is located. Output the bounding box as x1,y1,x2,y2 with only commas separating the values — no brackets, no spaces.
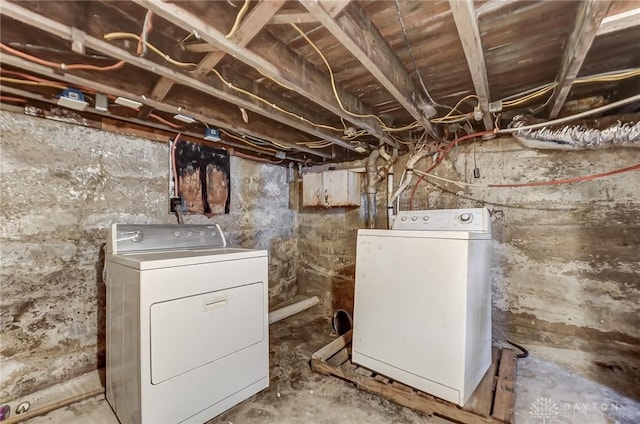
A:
1,0,638,164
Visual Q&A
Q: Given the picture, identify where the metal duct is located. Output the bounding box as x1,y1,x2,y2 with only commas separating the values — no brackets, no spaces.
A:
508,113,640,150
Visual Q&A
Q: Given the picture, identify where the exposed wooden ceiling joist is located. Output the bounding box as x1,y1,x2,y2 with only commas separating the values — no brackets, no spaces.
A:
548,0,612,119
597,7,640,36
448,0,494,132
299,0,438,138
194,0,287,77
183,2,350,53
0,85,306,163
0,0,355,156
0,53,332,160
139,0,287,119
269,12,318,25
134,0,399,148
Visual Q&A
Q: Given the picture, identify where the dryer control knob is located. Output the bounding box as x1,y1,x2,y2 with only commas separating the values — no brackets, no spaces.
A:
401,216,407,221
459,213,472,223
423,216,430,221
411,216,418,222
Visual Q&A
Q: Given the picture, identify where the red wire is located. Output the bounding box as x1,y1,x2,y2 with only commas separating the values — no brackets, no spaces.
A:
0,43,125,71
409,130,494,210
1,68,100,94
137,12,154,56
232,149,283,164
1,68,61,84
149,113,183,129
171,133,181,197
0,96,27,103
489,163,640,188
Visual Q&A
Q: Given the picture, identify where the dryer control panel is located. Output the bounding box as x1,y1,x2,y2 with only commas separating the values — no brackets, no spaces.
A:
108,224,226,254
392,208,490,233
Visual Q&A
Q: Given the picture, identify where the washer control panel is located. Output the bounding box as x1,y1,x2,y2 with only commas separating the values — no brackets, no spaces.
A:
392,208,490,233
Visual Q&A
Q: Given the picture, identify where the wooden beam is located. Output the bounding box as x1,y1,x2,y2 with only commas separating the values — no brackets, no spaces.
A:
0,52,333,159
195,0,287,75
597,8,639,37
141,0,286,118
301,0,437,138
182,3,350,51
448,0,494,131
183,42,218,53
134,0,398,148
1,85,306,162
548,0,611,119
136,76,175,118
323,1,351,17
270,12,318,25
269,2,349,25
0,0,353,153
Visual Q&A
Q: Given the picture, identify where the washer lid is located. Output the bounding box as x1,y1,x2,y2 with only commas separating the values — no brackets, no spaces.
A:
107,248,267,270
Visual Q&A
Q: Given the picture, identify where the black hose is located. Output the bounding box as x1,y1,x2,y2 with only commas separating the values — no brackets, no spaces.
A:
506,340,529,359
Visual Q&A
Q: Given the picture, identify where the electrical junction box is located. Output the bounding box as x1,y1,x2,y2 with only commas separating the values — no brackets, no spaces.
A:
204,128,221,141
57,88,88,111
302,169,361,207
489,100,503,113
95,93,109,112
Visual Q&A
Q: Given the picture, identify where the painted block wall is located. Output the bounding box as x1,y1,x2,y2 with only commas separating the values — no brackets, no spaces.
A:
0,111,298,400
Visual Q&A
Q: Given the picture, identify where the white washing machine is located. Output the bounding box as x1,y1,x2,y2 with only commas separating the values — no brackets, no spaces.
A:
106,224,269,424
352,208,492,406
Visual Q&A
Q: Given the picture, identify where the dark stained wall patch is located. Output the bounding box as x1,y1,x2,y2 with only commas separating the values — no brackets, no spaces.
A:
171,138,230,216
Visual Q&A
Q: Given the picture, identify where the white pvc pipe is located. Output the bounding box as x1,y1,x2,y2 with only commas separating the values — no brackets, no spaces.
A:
268,296,320,325
387,170,394,229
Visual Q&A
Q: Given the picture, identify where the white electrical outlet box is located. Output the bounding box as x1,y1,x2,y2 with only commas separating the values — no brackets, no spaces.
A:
489,101,503,113
114,97,143,109
473,105,483,121
95,93,109,112
174,114,196,124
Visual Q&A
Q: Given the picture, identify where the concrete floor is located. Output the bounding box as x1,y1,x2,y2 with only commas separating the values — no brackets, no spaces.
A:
24,309,640,424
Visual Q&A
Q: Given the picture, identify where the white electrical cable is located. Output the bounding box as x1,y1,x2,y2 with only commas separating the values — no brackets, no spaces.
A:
500,93,640,133
412,169,489,187
389,149,433,202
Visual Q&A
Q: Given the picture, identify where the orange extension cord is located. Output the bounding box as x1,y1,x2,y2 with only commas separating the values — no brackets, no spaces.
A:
0,43,125,71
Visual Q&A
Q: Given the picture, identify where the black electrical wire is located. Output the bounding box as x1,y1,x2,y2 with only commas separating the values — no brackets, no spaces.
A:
506,340,529,359
393,0,438,107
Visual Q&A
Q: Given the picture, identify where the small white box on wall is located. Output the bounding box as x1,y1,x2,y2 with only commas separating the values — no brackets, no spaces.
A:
302,170,361,207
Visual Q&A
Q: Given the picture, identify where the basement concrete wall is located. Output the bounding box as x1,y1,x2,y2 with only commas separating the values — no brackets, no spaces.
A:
295,161,384,316
404,137,640,398
296,137,639,398
0,111,297,401
296,201,364,316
